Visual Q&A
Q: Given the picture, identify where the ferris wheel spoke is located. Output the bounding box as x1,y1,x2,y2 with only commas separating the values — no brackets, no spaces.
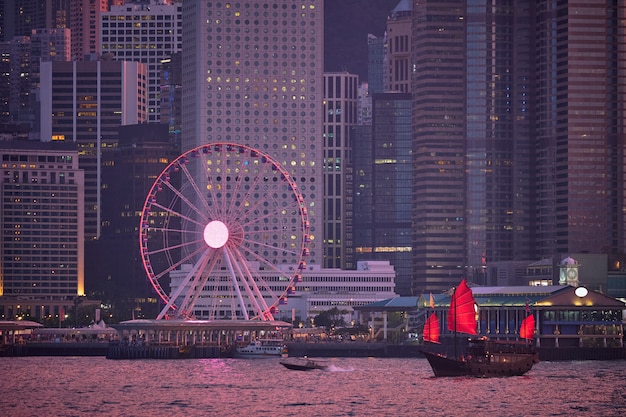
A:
235,241,295,275
228,158,275,220
156,247,211,320
230,245,279,303
150,244,207,282
149,201,207,229
145,236,205,258
243,234,299,257
160,172,213,224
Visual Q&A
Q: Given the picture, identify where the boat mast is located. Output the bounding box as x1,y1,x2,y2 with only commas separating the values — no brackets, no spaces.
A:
453,285,457,360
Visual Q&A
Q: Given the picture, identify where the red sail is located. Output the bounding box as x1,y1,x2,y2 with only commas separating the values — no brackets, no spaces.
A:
447,278,478,335
423,312,440,344
520,314,535,339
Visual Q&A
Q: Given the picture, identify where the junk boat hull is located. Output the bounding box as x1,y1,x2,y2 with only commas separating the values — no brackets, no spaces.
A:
420,338,539,377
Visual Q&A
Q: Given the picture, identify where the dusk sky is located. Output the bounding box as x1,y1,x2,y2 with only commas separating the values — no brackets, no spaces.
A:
324,0,399,80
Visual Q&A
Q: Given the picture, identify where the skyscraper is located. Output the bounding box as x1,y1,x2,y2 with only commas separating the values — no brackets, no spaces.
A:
100,0,182,122
70,0,108,60
385,0,411,93
411,1,534,293
534,0,625,259
353,92,413,295
411,0,624,294
323,72,358,269
181,0,324,266
39,58,148,239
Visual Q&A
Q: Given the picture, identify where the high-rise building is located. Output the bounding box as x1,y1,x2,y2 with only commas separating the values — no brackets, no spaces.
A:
323,72,358,270
353,92,412,295
160,51,182,148
534,0,625,259
0,141,84,321
181,0,325,266
70,0,108,60
0,1,48,41
94,123,179,319
39,58,148,239
367,33,385,95
385,0,411,93
101,0,182,123
411,1,534,293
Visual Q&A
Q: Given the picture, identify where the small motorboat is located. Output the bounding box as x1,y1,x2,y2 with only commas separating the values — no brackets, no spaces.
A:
280,357,328,371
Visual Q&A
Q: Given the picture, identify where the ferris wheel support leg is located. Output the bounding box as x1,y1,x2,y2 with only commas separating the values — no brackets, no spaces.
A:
156,250,209,320
223,247,249,320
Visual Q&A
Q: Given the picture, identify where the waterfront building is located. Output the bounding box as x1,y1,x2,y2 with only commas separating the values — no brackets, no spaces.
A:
100,0,182,123
0,141,84,322
169,260,396,325
353,92,413,295
39,58,147,240
357,284,625,354
181,0,324,266
323,72,358,270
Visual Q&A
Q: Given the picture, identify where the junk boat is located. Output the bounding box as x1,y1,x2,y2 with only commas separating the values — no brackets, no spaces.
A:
420,278,539,377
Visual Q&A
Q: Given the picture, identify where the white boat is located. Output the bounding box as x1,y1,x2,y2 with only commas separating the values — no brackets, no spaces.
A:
235,339,287,358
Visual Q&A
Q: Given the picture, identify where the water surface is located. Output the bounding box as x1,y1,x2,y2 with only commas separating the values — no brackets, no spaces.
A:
1,357,624,416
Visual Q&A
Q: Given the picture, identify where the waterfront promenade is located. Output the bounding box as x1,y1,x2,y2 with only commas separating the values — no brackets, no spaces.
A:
2,340,624,361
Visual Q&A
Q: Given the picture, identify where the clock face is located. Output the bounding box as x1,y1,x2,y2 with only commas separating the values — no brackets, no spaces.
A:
568,268,578,279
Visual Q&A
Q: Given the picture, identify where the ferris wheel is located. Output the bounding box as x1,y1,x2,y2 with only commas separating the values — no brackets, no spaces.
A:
139,143,310,321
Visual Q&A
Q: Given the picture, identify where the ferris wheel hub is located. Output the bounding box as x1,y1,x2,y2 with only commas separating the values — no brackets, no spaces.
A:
204,220,229,249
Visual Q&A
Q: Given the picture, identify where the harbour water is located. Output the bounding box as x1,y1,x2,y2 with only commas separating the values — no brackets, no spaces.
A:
1,356,625,416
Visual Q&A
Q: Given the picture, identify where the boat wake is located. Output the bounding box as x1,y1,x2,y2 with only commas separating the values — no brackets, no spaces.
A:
325,364,354,372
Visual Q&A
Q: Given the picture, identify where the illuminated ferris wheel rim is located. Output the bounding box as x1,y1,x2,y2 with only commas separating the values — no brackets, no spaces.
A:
138,142,311,320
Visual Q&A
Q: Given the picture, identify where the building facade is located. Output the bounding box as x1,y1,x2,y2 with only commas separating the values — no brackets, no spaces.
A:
323,72,358,270
353,92,413,295
39,58,147,239
534,0,626,259
170,260,396,323
0,142,84,321
411,1,535,293
100,0,182,123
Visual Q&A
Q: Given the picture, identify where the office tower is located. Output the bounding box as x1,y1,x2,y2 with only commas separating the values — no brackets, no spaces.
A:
411,1,534,293
385,0,411,93
0,141,84,321
95,123,179,318
160,51,182,148
0,1,48,41
40,58,147,239
101,0,182,122
367,33,385,95
181,0,324,266
70,0,108,60
353,92,412,295
0,42,9,125
534,0,626,259
323,72,358,269
6,36,32,129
